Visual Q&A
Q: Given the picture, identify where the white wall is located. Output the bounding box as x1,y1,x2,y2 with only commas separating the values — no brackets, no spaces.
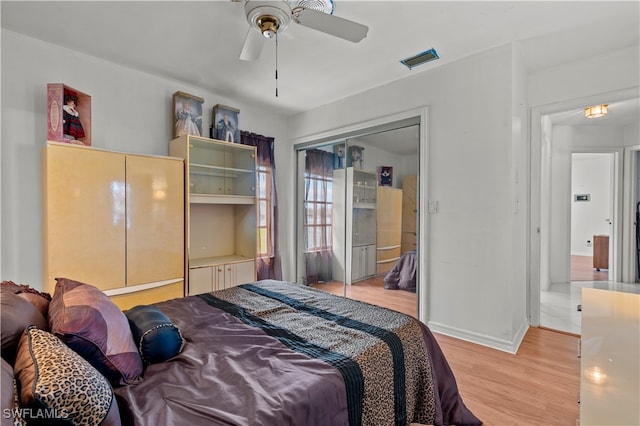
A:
0,30,290,288
288,44,529,352
528,46,639,108
571,154,612,256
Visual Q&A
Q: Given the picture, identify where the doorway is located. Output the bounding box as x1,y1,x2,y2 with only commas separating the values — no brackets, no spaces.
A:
569,153,613,282
292,110,426,320
529,90,640,334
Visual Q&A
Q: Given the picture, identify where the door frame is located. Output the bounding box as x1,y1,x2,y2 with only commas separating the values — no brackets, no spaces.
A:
292,107,429,322
623,144,640,282
528,88,636,326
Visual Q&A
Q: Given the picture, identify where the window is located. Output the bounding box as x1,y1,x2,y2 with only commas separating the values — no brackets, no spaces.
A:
257,165,273,257
303,168,333,252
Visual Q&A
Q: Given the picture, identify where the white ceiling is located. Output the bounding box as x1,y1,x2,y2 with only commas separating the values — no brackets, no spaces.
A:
2,1,638,156
2,0,639,119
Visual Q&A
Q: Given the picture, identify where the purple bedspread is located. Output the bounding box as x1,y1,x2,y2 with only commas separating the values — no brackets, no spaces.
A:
384,250,417,292
114,280,481,426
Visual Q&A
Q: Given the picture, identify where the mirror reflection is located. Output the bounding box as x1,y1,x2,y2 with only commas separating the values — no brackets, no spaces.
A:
296,125,419,317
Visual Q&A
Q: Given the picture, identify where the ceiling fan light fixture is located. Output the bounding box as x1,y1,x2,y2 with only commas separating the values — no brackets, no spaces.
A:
258,15,280,38
584,104,608,119
245,2,291,36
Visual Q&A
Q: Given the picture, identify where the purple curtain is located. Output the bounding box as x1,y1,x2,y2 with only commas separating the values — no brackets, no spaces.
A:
240,131,282,281
303,149,334,284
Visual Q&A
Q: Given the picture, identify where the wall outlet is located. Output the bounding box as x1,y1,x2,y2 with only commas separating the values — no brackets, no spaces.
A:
587,240,592,247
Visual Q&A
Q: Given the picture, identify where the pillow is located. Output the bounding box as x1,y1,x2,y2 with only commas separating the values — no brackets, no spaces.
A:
1,357,21,426
13,326,121,426
1,281,51,318
125,305,184,364
1,291,48,365
48,278,143,386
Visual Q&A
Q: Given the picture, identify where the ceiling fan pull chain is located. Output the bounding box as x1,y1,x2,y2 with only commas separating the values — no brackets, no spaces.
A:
275,32,279,97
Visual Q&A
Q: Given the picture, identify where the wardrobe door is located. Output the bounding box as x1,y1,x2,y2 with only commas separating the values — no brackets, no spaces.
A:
43,143,125,292
376,187,402,275
401,175,417,253
125,154,184,286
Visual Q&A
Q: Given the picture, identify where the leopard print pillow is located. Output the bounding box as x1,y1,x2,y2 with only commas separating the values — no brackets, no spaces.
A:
13,326,121,426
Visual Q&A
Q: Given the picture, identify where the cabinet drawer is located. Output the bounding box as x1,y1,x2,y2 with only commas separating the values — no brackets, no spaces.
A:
377,246,401,262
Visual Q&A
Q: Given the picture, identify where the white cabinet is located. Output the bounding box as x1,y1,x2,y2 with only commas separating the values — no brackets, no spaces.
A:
189,266,215,295
580,288,640,426
333,167,377,284
351,244,376,282
170,135,257,296
188,260,256,295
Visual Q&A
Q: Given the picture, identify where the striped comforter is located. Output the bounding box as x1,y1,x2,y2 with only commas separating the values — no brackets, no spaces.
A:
115,280,481,426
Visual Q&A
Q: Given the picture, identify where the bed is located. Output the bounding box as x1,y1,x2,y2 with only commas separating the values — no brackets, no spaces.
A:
384,250,417,292
2,279,481,426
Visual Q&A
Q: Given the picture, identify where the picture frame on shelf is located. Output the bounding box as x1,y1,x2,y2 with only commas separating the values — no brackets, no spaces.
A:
173,91,204,138
47,84,91,146
378,166,393,186
347,145,364,169
333,144,346,169
212,104,240,143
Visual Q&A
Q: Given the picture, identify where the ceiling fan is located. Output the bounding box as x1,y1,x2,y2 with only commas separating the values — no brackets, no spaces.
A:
236,0,369,61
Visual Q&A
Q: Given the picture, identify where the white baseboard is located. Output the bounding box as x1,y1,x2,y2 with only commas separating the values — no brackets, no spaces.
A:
427,318,529,354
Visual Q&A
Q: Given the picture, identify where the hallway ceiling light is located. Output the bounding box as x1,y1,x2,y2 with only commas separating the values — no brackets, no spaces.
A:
584,104,608,119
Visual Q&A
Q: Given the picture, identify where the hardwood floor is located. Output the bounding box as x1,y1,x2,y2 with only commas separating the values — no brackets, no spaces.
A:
571,254,608,281
312,278,581,425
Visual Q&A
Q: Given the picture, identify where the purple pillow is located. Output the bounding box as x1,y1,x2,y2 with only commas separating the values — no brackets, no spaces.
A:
48,278,143,386
1,281,51,318
1,290,48,365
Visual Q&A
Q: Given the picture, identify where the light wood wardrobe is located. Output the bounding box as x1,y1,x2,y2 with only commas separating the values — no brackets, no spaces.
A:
401,175,418,253
42,142,185,310
376,187,403,276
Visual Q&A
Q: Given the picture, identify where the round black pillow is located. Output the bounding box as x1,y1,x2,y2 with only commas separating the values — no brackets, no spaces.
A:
125,305,184,364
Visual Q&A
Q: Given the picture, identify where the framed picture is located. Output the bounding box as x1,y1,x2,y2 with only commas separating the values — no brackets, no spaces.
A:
212,104,240,143
173,91,204,138
378,166,393,186
47,83,92,146
333,144,346,169
347,145,364,169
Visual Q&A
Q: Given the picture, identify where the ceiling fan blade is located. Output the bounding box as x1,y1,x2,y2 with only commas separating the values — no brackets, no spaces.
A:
239,28,265,61
294,8,368,42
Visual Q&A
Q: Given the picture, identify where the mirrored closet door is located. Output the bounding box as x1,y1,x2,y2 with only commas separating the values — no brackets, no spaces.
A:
295,125,420,317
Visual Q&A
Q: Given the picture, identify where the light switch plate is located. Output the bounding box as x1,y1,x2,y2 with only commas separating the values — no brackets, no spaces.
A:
428,200,438,214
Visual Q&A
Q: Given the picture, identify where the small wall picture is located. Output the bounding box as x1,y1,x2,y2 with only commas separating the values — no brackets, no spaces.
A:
347,145,364,169
379,166,393,186
333,144,346,169
213,104,240,143
173,91,204,138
